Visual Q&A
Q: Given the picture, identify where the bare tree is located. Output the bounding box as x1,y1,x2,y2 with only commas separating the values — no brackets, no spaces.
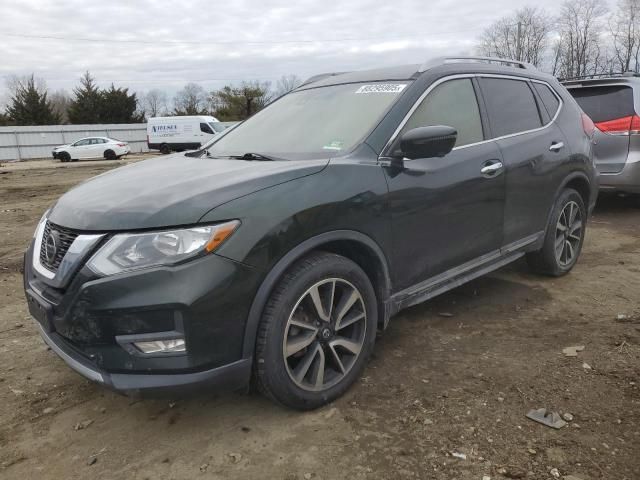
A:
477,7,553,67
49,90,71,124
610,0,640,72
552,0,609,78
5,74,47,96
173,83,208,115
143,89,168,118
274,74,302,98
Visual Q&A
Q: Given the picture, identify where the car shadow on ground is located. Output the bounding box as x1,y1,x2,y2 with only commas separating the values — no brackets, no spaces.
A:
594,192,640,213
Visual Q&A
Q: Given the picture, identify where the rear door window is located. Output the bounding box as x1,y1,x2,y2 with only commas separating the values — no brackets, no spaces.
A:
568,85,634,122
401,78,484,148
532,83,561,119
479,78,543,138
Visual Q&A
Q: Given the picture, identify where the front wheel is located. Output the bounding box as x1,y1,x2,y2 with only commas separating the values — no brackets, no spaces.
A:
255,252,377,410
527,188,586,276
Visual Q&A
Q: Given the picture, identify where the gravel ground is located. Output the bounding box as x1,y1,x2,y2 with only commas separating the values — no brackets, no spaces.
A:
0,157,638,480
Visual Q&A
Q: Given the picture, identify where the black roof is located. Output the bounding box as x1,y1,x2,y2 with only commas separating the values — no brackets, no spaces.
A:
298,56,558,90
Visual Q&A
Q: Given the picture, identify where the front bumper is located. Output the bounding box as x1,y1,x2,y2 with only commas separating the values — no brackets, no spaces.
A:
36,321,251,395
24,239,261,395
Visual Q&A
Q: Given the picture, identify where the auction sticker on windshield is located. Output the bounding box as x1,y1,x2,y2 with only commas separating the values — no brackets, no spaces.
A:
355,84,407,94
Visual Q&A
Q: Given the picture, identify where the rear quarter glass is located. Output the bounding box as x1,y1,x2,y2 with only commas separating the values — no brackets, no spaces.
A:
570,86,634,122
532,83,561,118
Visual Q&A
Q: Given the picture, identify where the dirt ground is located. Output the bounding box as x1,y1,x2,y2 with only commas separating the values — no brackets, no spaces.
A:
0,157,638,480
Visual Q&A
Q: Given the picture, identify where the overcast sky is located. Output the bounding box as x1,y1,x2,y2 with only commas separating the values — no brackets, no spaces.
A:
1,0,566,103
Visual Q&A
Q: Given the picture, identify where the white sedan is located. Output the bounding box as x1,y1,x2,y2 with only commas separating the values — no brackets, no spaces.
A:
53,137,131,162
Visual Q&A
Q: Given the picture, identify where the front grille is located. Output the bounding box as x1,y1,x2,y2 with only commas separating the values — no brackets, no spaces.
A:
39,221,79,272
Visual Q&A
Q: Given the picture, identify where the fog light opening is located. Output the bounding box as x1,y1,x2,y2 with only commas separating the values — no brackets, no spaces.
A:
134,338,186,354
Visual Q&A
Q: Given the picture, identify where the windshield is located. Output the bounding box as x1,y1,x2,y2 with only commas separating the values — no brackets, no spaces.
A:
209,122,226,133
206,81,409,160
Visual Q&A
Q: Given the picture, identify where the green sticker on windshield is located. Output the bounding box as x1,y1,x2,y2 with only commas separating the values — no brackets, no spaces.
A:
323,140,344,151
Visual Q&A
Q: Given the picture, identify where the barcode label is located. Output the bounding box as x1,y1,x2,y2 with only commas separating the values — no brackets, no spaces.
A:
355,84,407,94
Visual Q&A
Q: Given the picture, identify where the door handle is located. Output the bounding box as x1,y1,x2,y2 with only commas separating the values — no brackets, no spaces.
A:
549,142,564,152
480,161,503,177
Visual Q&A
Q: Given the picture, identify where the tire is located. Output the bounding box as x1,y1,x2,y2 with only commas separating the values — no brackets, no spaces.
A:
59,152,71,163
104,149,117,160
159,144,171,155
526,188,586,276
255,252,377,410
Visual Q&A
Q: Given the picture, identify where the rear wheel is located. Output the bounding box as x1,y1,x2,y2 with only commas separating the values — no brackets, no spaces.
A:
104,149,117,160
159,144,171,154
527,188,586,276
255,252,377,410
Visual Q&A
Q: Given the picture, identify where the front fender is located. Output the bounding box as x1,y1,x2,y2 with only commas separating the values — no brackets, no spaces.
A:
199,159,393,358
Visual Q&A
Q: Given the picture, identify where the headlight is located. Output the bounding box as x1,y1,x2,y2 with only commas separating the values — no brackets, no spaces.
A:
87,220,239,276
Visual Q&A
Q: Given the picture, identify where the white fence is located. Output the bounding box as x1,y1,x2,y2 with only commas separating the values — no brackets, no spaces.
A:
0,124,148,161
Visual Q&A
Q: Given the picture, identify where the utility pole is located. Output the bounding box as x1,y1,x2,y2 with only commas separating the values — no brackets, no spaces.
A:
516,21,522,61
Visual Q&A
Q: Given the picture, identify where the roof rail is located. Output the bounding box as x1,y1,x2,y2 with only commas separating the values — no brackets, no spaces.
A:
560,71,640,82
419,56,535,73
298,72,349,88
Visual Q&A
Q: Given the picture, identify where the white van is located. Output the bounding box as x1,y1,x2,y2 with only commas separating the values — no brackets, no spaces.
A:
147,115,224,154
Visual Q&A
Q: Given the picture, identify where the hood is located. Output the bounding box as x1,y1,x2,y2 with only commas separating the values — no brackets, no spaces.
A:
54,144,70,150
48,154,329,231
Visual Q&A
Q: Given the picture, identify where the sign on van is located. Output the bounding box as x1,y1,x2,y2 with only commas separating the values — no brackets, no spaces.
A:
152,125,179,137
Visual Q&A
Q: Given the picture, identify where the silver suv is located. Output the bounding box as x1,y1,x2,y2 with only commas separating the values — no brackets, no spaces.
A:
563,73,640,194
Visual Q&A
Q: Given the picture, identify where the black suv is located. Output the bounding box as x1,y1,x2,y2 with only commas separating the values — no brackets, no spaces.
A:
24,56,597,409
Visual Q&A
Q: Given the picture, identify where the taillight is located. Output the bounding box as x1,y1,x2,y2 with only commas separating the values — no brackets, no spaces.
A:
594,114,640,135
117,143,127,147
581,113,596,138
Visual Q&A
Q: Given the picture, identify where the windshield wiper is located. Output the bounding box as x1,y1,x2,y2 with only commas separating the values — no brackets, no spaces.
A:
229,152,278,161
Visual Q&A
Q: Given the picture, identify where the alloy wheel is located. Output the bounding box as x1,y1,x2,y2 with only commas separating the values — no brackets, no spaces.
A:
555,200,582,267
282,278,367,392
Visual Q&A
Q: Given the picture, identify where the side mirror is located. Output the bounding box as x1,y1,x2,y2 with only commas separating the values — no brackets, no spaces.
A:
399,126,457,160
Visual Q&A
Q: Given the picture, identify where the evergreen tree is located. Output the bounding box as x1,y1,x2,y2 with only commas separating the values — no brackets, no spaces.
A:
67,71,102,124
99,84,144,123
0,112,11,126
5,75,60,125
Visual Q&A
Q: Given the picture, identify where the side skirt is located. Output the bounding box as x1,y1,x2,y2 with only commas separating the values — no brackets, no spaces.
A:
388,232,542,316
